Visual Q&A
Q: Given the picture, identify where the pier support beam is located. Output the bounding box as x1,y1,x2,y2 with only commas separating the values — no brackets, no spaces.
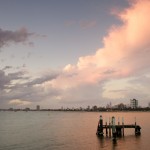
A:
135,117,141,135
122,117,124,137
105,118,108,137
135,126,141,135
116,127,122,137
109,117,111,137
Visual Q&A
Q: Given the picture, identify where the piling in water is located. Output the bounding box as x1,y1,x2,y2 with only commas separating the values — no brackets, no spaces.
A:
105,118,108,137
122,117,124,137
109,117,111,137
134,117,141,135
112,116,117,141
96,115,104,136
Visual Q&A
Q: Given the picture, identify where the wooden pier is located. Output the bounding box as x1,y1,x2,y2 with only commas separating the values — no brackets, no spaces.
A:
96,115,141,140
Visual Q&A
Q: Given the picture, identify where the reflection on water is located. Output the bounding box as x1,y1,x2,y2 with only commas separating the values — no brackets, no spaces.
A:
97,136,105,149
96,128,145,150
96,134,142,150
0,111,149,150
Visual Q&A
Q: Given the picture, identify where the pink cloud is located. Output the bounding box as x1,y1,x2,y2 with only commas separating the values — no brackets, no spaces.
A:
51,0,150,90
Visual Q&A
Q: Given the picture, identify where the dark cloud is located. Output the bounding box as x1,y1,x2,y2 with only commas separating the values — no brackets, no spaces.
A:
0,69,61,107
7,84,60,102
0,27,34,48
0,70,10,90
8,71,27,80
2,66,13,70
27,73,59,86
0,70,27,90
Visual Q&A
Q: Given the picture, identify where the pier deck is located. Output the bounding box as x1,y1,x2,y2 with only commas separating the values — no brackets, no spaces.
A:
103,124,141,129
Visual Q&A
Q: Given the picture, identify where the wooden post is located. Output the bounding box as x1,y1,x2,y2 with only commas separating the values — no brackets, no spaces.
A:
122,117,124,137
134,117,141,135
118,117,120,125
135,117,137,135
97,115,104,136
109,117,111,137
106,118,108,137
112,116,117,141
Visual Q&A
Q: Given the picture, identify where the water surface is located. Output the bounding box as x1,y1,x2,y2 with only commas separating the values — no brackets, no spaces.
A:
0,111,149,150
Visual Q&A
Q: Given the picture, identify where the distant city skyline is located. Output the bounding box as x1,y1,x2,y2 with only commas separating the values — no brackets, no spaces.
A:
0,0,150,109
2,98,150,111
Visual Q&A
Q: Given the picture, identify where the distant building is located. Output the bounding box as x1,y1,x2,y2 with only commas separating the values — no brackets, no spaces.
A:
130,99,138,109
8,108,14,111
106,102,112,109
36,105,40,110
113,103,126,109
24,108,30,111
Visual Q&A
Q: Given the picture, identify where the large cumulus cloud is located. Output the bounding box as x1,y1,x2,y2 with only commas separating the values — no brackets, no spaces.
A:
48,0,150,106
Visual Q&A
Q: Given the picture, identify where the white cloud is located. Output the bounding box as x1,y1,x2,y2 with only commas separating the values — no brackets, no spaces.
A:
8,99,31,106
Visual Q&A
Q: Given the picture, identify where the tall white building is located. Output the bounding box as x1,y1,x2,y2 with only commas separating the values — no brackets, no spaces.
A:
130,99,138,108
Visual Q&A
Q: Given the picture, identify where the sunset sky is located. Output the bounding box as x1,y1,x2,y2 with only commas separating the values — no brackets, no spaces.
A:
0,0,150,109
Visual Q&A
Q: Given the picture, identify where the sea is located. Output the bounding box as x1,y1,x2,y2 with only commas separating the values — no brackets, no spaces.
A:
0,111,150,150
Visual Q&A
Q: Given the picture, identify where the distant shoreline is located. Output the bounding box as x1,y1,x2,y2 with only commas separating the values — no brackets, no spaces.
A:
0,108,150,112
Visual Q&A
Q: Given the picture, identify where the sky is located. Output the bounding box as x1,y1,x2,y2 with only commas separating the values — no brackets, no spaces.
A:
0,0,150,109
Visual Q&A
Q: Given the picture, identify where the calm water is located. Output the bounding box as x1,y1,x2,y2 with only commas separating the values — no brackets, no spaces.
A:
0,111,150,150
